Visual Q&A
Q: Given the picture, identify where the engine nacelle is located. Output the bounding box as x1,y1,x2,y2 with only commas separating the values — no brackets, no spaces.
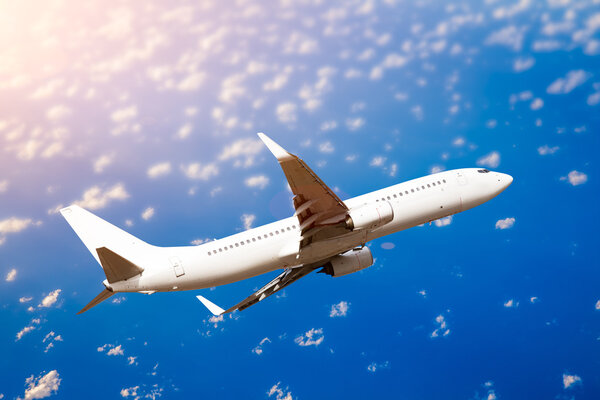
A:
323,247,373,277
345,201,394,231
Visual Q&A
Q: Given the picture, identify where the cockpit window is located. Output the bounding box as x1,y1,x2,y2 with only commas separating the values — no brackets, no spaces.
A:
477,169,490,173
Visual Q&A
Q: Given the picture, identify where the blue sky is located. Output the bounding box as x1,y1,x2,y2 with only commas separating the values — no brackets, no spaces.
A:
1,0,599,398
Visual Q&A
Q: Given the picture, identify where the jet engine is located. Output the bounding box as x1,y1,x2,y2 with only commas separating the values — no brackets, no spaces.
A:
345,201,394,231
322,247,373,277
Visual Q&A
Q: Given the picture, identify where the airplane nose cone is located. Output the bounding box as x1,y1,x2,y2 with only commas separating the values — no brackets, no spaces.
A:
502,174,513,189
496,173,513,191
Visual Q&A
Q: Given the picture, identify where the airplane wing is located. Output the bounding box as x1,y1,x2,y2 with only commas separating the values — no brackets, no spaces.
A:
197,262,322,315
257,133,349,247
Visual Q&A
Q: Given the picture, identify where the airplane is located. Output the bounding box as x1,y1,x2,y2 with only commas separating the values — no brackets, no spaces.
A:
61,133,513,315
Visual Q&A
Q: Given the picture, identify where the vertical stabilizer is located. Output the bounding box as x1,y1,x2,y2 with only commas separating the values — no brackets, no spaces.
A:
60,205,154,270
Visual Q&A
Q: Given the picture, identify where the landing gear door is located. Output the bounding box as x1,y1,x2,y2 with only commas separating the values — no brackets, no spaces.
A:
170,256,185,278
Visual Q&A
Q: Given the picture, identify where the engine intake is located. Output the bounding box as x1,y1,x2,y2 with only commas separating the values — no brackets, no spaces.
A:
345,201,394,231
322,247,373,277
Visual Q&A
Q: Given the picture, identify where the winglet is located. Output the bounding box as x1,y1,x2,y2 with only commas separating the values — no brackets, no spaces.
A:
196,295,225,316
257,132,294,161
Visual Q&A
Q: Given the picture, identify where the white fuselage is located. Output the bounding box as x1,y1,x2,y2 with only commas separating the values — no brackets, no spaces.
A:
108,168,512,293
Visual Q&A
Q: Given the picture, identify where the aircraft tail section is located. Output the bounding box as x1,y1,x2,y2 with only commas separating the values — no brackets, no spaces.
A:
60,205,153,269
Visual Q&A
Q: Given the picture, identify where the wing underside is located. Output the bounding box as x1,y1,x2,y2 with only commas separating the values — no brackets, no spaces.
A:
197,261,325,315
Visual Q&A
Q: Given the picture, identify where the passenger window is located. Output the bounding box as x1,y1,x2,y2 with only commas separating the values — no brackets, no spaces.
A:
437,181,441,185
219,248,222,252
287,227,291,231
443,179,446,183
405,191,408,194
269,232,274,236
235,243,239,247
399,192,403,196
393,194,397,198
257,236,261,240
275,230,279,234
387,196,391,200
229,245,233,249
252,238,256,242
422,186,425,189
292,225,297,229
208,251,211,256
416,187,419,191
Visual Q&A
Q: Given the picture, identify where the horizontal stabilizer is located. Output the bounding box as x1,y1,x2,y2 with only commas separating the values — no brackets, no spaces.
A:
97,247,144,284
78,288,114,315
196,295,225,316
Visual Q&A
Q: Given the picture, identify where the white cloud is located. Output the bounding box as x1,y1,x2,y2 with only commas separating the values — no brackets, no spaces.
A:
547,70,590,94
147,162,172,178
252,337,271,355
74,184,129,210
434,216,453,227
320,120,338,131
588,92,600,106
93,154,114,174
241,214,256,230
276,102,297,124
563,170,588,186
6,268,17,282
346,117,365,131
127,356,137,365
319,141,334,154
538,145,559,155
107,344,124,356
0,179,8,193
530,98,544,110
218,138,264,167
477,151,501,168
16,325,35,341
245,175,269,190
18,370,61,400
492,0,531,19
120,386,139,398
294,328,324,347
563,373,581,389
430,314,450,338
370,156,386,167
111,105,137,123
367,361,390,373
329,301,349,317
267,382,293,400
495,217,515,230
595,300,600,310
46,105,71,121
0,217,40,238
503,299,518,308
263,68,292,91
141,207,155,221
219,73,246,104
485,25,526,51
20,296,33,303
532,40,562,52
513,57,535,72
177,123,193,139
177,72,206,91
39,289,61,308
181,163,219,180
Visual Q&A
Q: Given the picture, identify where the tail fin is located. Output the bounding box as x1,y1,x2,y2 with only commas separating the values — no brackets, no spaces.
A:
78,288,114,314
60,205,153,271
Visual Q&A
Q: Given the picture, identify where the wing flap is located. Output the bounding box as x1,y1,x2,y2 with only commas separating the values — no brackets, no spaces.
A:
258,133,349,246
